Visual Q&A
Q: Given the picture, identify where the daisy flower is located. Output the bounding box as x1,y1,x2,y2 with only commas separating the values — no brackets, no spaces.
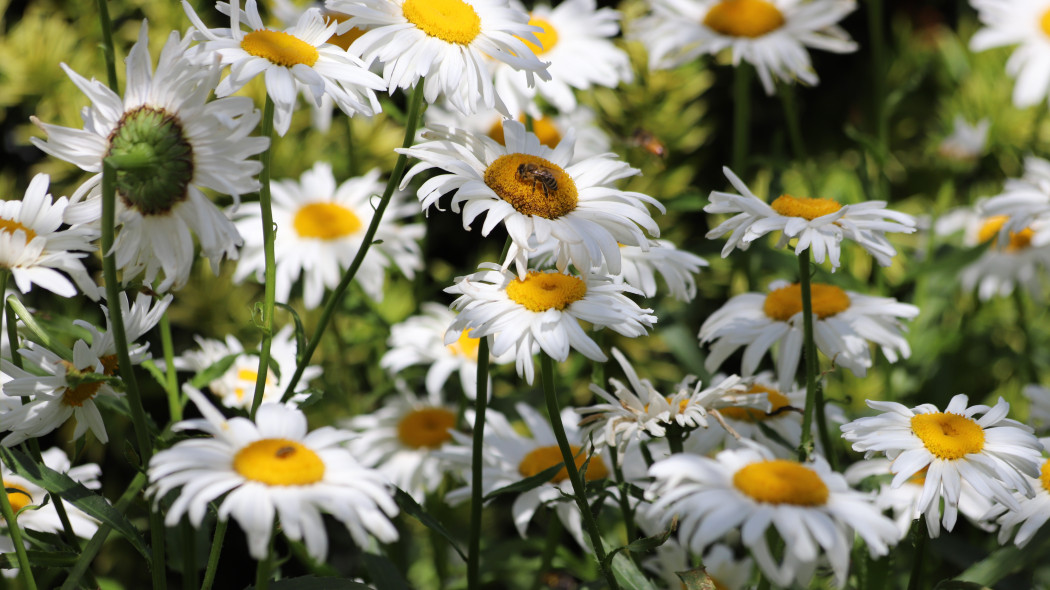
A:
148,386,399,561
632,0,858,94
637,530,754,590
30,22,267,292
597,239,709,302
379,302,512,399
1,447,102,539
445,263,656,384
0,174,99,299
326,0,550,116
399,120,664,276
970,0,1050,108
1024,384,1050,432
491,0,632,117
840,394,1044,536
938,116,990,162
706,166,916,268
231,162,424,308
183,0,385,136
986,457,1050,548
647,443,899,588
978,155,1050,245
699,279,919,390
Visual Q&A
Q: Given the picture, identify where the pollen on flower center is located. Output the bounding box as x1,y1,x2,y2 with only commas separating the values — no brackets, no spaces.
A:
977,216,1033,252
1041,9,1050,39
241,29,319,67
732,459,829,506
397,407,457,449
323,11,367,50
703,0,786,38
447,328,481,360
488,115,563,149
518,445,608,483
910,412,985,460
106,106,193,216
61,354,119,408
294,202,362,240
402,0,482,45
1039,459,1050,494
770,194,843,220
719,384,791,422
233,438,325,485
763,283,851,321
0,219,38,243
506,271,587,312
4,483,32,515
518,16,559,55
483,153,578,219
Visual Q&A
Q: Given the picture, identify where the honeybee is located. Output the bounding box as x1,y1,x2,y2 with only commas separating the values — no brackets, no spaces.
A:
630,127,667,158
275,446,297,458
517,162,559,197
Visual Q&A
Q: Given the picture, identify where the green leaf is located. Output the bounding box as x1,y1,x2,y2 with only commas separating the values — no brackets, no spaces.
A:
275,302,307,368
361,552,410,590
603,517,677,572
483,463,563,501
934,582,992,590
246,576,372,589
610,552,657,590
0,448,151,561
392,488,466,561
0,550,79,569
677,568,717,590
189,352,241,389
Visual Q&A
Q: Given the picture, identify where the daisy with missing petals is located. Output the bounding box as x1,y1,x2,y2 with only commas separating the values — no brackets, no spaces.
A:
327,0,551,116
706,167,916,268
633,0,857,94
148,386,399,561
183,0,385,136
986,457,1050,548
970,0,1050,108
840,394,1044,536
445,263,656,385
978,156,1050,245
400,120,664,276
232,162,424,308
30,22,267,292
699,279,919,390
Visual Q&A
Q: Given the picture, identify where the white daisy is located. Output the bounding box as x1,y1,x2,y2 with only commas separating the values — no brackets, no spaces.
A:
147,386,399,561
706,166,917,268
326,0,550,116
1024,383,1050,431
647,443,899,588
399,120,664,276
632,0,858,94
30,22,267,292
978,155,1050,246
231,162,424,308
637,530,754,590
840,394,1045,536
970,0,1050,108
938,116,990,161
699,279,919,390
986,457,1050,548
1,447,102,539
491,0,632,117
183,0,385,136
445,263,656,385
608,240,708,302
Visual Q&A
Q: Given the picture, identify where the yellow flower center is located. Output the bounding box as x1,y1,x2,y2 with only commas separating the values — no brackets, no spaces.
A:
4,483,32,515
519,16,559,55
293,202,362,240
703,0,786,38
762,283,851,322
1040,459,1050,494
719,384,791,422
518,445,609,483
61,355,119,408
732,459,829,506
770,194,843,220
506,271,587,312
1042,8,1050,39
910,412,985,460
488,115,563,149
0,219,37,242
402,0,481,45
241,29,319,68
233,439,325,486
483,153,578,219
397,407,457,449
976,216,1034,252
323,11,367,50
231,367,275,402
447,328,481,360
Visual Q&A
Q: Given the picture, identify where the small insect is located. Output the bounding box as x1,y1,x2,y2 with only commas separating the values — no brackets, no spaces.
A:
630,127,667,158
517,162,559,197
275,446,297,459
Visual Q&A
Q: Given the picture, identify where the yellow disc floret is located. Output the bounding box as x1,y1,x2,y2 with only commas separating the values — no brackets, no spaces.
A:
0,219,37,243
447,328,481,360
402,0,482,45
519,16,559,55
732,459,829,506
1040,459,1050,494
506,271,587,312
293,202,362,240
763,283,851,322
703,0,786,38
488,115,563,149
241,30,319,68
323,11,367,50
518,444,609,483
910,412,985,460
976,216,1034,252
233,439,325,486
770,194,843,220
1042,8,1050,38
397,407,457,449
483,153,578,219
61,355,118,408
719,384,792,422
4,483,32,515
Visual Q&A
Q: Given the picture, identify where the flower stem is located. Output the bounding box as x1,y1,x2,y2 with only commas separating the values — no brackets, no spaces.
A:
1013,289,1036,384
529,517,563,590
467,336,490,590
200,519,227,590
160,314,181,422
181,519,198,590
281,81,426,401
609,446,637,543
796,252,820,462
666,424,685,454
255,530,276,590
540,355,619,590
732,63,752,176
906,516,926,590
95,0,118,92
5,293,73,360
867,0,889,202
249,97,277,421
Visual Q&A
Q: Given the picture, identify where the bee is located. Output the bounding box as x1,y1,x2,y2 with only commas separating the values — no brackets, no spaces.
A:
630,127,667,158
517,162,559,197
275,446,297,459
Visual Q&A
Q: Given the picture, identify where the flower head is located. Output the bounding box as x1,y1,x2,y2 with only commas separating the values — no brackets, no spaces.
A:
978,156,1050,247
986,457,1050,548
971,0,1050,107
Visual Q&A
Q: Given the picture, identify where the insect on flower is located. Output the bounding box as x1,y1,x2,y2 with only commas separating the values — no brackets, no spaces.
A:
517,162,559,197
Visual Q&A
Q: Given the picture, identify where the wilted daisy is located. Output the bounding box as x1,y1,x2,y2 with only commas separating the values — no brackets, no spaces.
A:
840,394,1044,536
986,457,1050,548
0,174,98,299
647,443,899,588
938,116,990,162
232,162,424,308
970,0,1050,108
445,264,656,384
148,386,399,561
699,279,919,389
491,0,632,117
30,22,267,292
327,0,550,115
183,0,385,136
400,120,663,276
633,0,858,94
706,167,916,268
1,447,102,539
978,156,1050,244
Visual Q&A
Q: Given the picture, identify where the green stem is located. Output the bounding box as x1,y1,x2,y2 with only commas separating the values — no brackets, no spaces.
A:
540,355,619,590
96,0,118,93
609,446,637,543
1013,289,1035,384
160,314,181,422
249,97,277,421
529,518,563,590
4,305,18,367
281,81,426,401
732,63,752,175
255,530,276,590
666,424,685,454
467,336,490,590
867,0,889,202
778,84,817,198
181,519,197,590
5,295,73,360
796,253,819,462
200,519,227,590
906,516,926,590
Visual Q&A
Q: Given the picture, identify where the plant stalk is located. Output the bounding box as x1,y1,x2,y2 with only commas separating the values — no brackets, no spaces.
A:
249,97,277,420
